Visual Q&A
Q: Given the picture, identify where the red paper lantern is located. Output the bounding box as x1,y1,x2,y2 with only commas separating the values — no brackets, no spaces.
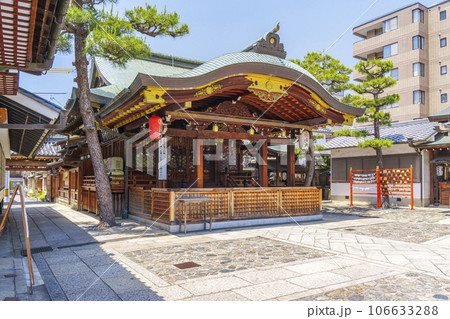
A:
149,116,163,140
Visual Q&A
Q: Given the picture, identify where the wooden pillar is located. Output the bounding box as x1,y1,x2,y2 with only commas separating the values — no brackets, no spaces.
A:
194,138,203,188
259,139,268,187
77,166,83,211
287,144,295,187
430,149,435,204
185,144,190,181
275,154,280,186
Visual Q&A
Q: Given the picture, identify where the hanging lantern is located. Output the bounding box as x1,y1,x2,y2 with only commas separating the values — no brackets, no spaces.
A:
249,128,255,135
212,123,219,132
281,130,286,138
149,116,163,140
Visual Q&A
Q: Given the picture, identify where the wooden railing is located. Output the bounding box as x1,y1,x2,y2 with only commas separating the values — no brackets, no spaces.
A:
128,186,322,224
224,174,258,187
82,176,96,188
81,176,124,216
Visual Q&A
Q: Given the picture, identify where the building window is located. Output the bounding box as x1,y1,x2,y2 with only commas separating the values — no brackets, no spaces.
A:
383,17,398,33
441,37,447,47
441,65,447,75
381,101,399,110
412,35,425,50
441,93,448,103
413,90,425,104
383,42,398,58
441,10,447,20
413,63,425,77
385,68,399,80
412,8,424,23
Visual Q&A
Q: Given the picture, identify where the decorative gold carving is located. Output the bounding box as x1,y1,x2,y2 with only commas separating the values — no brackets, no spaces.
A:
207,101,253,117
194,84,223,97
342,114,355,126
245,74,292,103
249,88,287,103
309,99,327,115
144,87,166,104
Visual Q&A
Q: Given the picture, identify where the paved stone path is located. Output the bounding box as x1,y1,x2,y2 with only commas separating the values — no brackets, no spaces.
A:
2,198,450,301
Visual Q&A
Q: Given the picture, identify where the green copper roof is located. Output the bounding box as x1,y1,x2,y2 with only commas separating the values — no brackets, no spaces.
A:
90,85,122,99
171,52,321,85
94,51,205,91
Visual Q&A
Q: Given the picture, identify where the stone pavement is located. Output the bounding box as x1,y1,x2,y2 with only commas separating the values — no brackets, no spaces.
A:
1,198,450,301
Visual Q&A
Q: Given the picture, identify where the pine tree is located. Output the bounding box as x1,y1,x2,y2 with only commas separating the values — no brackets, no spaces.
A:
57,1,189,227
337,59,400,208
290,52,351,186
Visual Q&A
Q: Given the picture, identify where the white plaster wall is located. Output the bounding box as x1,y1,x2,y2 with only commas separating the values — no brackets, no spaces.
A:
332,182,424,206
331,143,416,158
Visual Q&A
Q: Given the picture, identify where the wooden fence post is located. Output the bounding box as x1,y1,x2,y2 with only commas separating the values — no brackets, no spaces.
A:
410,164,414,210
376,166,381,209
169,191,176,223
349,167,353,207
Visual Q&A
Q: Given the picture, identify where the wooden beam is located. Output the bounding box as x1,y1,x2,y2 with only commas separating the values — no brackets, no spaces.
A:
0,123,65,130
294,117,327,126
287,144,295,187
18,115,29,155
165,111,310,130
6,160,50,166
6,168,48,172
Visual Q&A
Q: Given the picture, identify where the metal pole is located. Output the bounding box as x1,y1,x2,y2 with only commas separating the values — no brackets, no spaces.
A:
349,167,353,207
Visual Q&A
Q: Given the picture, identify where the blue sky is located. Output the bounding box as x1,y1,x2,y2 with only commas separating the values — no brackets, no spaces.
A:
20,0,440,107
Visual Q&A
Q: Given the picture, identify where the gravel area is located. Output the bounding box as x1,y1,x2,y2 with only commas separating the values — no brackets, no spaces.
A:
124,237,331,283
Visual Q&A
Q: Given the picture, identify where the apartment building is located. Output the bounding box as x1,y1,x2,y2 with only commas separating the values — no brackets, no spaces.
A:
353,1,450,122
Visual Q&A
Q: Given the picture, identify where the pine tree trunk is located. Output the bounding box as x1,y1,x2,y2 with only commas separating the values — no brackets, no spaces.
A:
373,110,389,208
74,29,116,227
304,130,315,187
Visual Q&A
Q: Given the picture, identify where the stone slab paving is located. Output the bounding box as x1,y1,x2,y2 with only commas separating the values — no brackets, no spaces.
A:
303,272,450,301
4,198,450,301
334,222,450,243
249,225,450,277
5,198,164,301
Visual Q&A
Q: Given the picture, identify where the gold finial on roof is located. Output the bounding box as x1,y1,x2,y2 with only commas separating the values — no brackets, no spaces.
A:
271,23,280,34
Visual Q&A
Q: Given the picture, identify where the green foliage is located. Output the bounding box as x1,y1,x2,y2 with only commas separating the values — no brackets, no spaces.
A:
336,59,399,156
333,129,368,138
312,134,324,141
290,52,352,94
315,145,325,151
357,139,393,149
58,1,189,65
125,5,189,37
85,8,149,65
56,34,73,54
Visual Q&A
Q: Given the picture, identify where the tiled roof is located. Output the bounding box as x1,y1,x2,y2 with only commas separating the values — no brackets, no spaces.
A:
418,133,450,148
36,142,61,157
94,56,199,90
324,119,437,149
171,52,321,85
428,106,450,121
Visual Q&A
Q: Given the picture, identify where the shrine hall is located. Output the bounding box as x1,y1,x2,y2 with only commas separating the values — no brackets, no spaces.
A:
53,26,364,232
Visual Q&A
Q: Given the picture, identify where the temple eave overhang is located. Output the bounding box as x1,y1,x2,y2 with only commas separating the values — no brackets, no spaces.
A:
99,64,363,130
